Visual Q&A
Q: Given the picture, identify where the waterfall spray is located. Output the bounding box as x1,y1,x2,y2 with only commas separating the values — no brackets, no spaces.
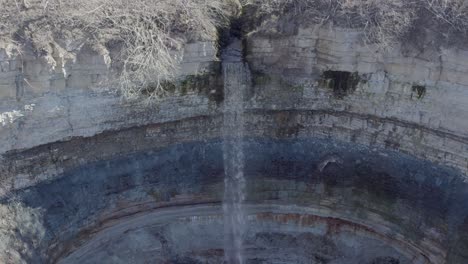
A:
222,39,250,264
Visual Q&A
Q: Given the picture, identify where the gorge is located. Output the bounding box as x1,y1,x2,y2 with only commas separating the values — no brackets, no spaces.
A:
0,1,468,264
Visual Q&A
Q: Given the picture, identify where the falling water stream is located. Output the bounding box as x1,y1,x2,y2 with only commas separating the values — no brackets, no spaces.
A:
222,39,250,264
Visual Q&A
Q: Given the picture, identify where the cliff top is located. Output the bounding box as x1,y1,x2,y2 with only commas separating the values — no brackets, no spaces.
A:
244,0,468,49
1,0,467,100
0,0,238,99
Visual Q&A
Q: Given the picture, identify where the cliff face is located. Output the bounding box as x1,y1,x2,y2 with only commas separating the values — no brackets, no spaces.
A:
2,23,466,188
0,41,220,153
0,21,468,263
245,25,468,175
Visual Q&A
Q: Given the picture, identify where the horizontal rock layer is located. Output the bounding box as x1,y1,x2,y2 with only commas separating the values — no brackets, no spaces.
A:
0,23,467,264
59,205,430,264
3,136,468,263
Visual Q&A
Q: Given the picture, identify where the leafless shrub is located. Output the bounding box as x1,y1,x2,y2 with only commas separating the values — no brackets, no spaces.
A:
424,0,468,33
244,0,417,51
244,0,468,51
338,0,417,51
0,198,45,263
1,0,468,100
0,0,238,101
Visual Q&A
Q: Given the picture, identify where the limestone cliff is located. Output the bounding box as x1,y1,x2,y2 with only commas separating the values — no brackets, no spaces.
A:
0,11,468,264
1,23,467,190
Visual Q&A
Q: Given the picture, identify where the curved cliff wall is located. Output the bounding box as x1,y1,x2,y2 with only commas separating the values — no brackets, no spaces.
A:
245,25,468,175
1,24,467,192
0,22,467,263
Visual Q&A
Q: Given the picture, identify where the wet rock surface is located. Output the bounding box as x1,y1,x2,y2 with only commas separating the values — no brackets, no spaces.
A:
1,137,467,263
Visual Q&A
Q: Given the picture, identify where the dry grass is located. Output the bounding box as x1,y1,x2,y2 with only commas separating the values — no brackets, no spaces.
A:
244,0,468,50
424,0,468,32
0,0,238,100
0,198,45,263
1,0,468,100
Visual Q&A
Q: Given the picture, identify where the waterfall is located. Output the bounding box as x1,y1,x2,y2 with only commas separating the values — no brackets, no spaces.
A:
222,40,250,264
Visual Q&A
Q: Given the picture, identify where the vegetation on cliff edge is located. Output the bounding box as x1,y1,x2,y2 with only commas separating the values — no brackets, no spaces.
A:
0,0,238,100
1,0,467,100
243,0,468,50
